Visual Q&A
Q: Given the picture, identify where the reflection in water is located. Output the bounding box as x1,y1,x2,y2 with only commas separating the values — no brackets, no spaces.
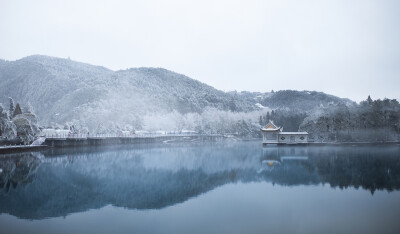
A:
0,153,41,192
0,142,399,220
260,146,400,193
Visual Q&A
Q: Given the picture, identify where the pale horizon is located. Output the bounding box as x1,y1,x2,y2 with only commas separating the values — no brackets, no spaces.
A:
1,0,399,102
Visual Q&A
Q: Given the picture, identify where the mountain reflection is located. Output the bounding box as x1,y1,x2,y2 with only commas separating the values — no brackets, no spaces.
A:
0,142,399,219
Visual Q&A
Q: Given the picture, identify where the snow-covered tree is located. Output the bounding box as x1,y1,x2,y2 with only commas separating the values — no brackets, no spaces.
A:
13,103,22,118
9,97,14,118
0,103,17,139
13,117,35,144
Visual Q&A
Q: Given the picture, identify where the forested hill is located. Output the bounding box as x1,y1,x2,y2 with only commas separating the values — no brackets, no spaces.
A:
0,55,352,133
235,90,355,112
0,55,255,127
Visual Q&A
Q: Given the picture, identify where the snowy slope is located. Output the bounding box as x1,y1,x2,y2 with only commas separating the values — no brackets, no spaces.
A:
0,55,353,132
0,55,255,129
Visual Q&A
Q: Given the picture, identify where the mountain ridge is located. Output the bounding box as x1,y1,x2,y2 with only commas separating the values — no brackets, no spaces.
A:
0,55,354,132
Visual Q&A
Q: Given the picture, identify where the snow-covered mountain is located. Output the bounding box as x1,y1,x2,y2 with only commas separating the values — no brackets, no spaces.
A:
0,55,352,132
0,55,257,130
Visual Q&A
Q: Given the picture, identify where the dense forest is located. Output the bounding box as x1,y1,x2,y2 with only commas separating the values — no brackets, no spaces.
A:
259,110,308,132
298,96,400,142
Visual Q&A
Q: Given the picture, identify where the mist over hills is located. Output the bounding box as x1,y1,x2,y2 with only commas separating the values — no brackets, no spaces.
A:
0,55,353,133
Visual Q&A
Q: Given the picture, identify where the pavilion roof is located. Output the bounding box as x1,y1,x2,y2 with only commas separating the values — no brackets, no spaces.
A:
260,120,281,132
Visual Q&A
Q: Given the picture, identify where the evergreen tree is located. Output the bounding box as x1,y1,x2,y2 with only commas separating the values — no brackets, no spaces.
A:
13,103,22,117
367,95,373,105
9,97,14,118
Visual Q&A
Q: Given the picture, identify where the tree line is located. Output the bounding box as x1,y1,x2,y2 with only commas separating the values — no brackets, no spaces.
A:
299,96,400,142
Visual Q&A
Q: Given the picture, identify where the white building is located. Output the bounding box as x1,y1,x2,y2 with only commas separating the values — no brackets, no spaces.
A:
261,120,308,145
41,129,71,137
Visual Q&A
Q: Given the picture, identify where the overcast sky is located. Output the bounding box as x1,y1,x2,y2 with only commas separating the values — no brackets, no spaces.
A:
0,0,399,102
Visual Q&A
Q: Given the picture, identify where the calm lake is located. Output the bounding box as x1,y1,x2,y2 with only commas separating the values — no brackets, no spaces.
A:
0,141,400,234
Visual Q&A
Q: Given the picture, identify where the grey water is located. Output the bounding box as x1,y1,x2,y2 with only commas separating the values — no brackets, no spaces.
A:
0,141,400,234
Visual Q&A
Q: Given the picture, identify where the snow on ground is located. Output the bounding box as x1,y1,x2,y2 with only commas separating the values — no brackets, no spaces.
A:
255,103,268,109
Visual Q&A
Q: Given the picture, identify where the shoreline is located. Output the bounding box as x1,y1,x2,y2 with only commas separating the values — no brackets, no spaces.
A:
307,141,400,146
1,138,399,155
260,141,400,147
0,134,223,154
0,145,49,154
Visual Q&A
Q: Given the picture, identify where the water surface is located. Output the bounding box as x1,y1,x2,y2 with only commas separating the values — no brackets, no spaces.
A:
0,141,399,234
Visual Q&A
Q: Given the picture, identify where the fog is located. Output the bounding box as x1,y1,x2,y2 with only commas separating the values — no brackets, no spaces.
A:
1,0,399,101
